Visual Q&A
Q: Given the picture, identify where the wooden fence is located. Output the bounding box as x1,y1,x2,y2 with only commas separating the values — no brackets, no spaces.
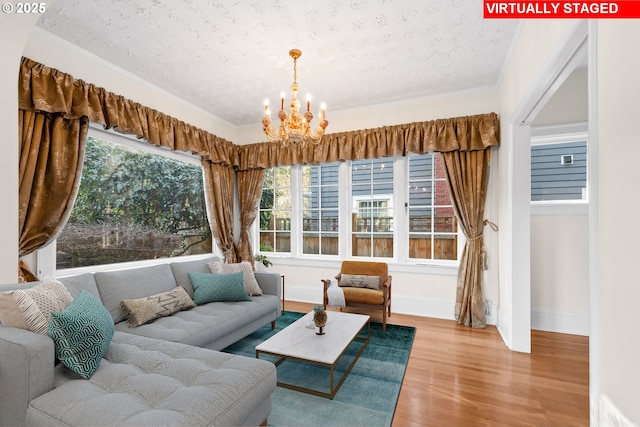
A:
260,214,457,259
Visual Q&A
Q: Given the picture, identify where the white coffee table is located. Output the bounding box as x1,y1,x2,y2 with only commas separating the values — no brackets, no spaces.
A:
255,310,370,399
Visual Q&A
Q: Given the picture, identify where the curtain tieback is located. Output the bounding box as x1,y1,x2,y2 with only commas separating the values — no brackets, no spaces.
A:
483,219,499,231
223,246,236,262
477,220,498,270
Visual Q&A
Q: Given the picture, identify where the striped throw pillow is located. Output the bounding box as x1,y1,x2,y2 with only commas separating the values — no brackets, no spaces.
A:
0,278,72,334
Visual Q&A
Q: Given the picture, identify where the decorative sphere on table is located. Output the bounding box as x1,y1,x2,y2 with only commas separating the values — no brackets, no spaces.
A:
313,308,327,335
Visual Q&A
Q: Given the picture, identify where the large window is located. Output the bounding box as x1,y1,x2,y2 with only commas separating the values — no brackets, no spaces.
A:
56,135,211,269
302,163,339,255
351,158,394,258
256,153,460,265
407,153,457,260
259,167,292,253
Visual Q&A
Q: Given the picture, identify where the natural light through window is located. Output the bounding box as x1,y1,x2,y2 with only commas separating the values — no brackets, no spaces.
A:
259,167,292,253
56,136,211,269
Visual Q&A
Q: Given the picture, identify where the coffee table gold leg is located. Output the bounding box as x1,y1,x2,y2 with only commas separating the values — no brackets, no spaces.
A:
330,365,334,399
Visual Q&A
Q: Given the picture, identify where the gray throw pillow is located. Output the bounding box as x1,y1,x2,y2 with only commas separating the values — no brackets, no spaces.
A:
339,274,381,290
120,286,196,327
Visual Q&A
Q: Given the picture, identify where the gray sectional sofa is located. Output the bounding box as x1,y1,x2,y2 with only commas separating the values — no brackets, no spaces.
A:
0,256,282,426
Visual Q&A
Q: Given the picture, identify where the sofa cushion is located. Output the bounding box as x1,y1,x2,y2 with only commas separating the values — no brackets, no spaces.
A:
190,272,251,304
342,287,385,305
57,273,101,301
113,294,280,349
0,278,73,334
209,260,263,296
27,331,277,427
47,290,114,379
120,287,196,327
169,256,219,298
95,264,178,323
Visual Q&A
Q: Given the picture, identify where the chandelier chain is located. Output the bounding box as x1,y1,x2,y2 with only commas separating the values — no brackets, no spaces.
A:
293,57,297,84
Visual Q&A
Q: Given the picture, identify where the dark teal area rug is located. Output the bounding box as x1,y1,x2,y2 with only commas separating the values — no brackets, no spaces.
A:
222,311,415,427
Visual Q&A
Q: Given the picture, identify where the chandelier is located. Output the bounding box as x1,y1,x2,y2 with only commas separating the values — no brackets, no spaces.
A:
262,49,329,143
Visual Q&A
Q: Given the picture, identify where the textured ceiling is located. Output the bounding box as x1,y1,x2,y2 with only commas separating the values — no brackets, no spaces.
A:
37,0,518,126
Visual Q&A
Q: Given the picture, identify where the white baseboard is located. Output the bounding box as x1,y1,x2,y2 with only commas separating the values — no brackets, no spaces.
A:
531,308,590,336
284,286,498,325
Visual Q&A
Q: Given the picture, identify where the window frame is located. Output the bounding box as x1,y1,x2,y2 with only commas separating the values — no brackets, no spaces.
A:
253,154,464,270
300,163,341,257
531,123,589,216
36,125,219,278
259,165,294,254
404,152,461,264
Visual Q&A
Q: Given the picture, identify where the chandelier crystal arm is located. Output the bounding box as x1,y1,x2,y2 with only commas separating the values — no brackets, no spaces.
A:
262,49,328,144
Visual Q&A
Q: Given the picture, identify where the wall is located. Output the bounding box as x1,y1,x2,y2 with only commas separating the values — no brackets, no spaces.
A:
596,20,640,426
529,68,590,336
23,28,238,142
496,19,584,352
0,8,49,283
530,212,589,335
532,68,588,127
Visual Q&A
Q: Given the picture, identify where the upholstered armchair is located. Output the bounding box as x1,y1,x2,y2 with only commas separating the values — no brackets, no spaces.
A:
322,260,392,331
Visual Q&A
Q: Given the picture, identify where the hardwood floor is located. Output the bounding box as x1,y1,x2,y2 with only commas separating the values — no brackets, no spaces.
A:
284,301,589,427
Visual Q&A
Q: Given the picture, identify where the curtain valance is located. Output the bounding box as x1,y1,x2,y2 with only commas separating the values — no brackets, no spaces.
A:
19,57,500,171
18,57,236,167
235,113,500,170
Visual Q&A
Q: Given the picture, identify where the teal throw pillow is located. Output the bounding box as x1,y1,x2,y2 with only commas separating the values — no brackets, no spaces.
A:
47,290,114,379
189,271,251,304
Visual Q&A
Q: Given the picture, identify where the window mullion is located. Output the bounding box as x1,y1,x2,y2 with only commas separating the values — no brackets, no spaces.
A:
290,165,301,257
394,156,407,264
340,161,351,259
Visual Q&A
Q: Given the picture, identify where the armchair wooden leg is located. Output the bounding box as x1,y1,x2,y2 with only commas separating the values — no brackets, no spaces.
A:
271,320,276,330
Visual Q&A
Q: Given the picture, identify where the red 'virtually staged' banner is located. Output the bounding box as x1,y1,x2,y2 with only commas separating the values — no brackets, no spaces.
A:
484,1,640,18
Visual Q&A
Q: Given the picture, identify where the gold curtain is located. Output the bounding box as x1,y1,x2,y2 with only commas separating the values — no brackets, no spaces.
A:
19,57,236,167
235,113,500,170
18,110,88,280
202,161,237,263
441,149,492,328
235,169,266,263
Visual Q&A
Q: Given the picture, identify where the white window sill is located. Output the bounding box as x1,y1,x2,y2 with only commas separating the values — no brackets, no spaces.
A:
265,256,459,276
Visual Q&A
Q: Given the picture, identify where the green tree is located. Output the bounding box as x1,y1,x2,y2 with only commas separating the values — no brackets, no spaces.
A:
70,137,208,233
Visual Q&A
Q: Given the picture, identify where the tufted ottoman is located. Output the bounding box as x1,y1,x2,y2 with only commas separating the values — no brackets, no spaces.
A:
25,331,276,426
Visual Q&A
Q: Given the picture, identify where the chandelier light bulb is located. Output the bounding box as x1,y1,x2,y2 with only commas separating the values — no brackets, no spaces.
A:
263,98,271,116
